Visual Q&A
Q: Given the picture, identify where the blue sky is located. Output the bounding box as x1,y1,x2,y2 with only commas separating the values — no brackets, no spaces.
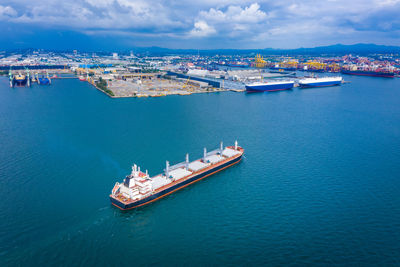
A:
1,0,400,50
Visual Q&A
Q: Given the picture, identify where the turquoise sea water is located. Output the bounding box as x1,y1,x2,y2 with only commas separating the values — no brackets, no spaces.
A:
1,75,400,266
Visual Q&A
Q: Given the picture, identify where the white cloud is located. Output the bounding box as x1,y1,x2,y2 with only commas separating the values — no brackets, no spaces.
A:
189,20,216,37
84,0,114,8
199,3,267,24
190,3,268,38
1,0,400,48
7,0,181,30
376,0,400,6
0,5,17,20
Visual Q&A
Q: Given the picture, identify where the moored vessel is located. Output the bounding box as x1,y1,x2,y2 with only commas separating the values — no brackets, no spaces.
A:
38,75,51,85
245,80,295,92
341,69,394,78
269,67,297,71
13,73,28,86
299,76,343,88
110,141,244,210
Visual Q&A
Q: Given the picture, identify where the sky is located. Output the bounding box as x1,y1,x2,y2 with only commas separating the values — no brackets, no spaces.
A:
0,0,400,50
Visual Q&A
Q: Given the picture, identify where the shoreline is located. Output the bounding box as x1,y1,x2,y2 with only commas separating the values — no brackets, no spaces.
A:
88,80,243,98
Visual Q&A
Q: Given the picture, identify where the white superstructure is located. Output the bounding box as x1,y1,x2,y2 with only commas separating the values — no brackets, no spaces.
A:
114,164,152,200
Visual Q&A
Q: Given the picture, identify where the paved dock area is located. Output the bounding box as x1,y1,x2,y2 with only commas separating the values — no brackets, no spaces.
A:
107,78,222,97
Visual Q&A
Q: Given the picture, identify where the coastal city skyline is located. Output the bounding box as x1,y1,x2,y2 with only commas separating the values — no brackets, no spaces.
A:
1,0,400,50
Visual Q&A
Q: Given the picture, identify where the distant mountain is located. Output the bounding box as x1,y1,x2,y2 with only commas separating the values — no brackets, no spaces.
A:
127,43,400,56
269,43,400,55
5,43,400,56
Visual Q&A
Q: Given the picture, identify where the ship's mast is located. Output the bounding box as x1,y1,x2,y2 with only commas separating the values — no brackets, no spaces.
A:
131,164,137,176
26,68,30,87
47,71,52,85
9,69,13,88
165,161,170,178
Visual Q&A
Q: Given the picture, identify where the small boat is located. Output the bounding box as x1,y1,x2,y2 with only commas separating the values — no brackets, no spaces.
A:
38,75,51,85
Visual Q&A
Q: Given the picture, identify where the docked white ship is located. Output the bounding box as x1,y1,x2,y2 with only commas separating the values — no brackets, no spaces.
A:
298,76,343,87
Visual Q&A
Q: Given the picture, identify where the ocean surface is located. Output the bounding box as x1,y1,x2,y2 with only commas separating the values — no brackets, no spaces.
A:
1,75,400,266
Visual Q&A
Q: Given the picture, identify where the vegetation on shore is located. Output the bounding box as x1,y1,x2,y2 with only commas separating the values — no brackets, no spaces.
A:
96,77,114,96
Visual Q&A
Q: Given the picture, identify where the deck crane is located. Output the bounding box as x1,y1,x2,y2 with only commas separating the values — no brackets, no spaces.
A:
182,76,191,90
252,54,266,82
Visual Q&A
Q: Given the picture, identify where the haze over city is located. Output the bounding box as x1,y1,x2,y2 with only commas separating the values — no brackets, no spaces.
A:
1,0,400,50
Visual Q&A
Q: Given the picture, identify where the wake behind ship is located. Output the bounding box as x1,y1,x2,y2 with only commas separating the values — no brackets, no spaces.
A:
110,141,244,210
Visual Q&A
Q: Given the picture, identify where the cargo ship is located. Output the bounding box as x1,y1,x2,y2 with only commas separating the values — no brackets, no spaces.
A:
299,76,343,88
110,141,244,210
13,73,28,86
341,69,394,78
245,80,295,92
